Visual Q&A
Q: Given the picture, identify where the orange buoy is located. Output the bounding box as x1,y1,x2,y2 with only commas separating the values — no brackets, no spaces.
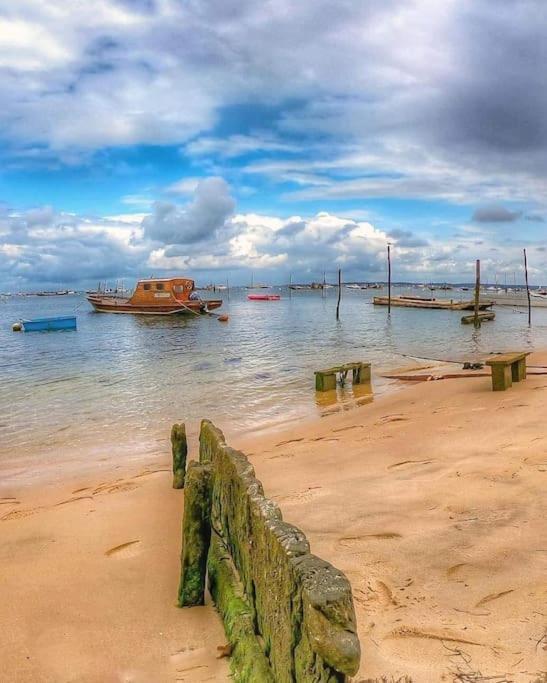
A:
218,314,229,322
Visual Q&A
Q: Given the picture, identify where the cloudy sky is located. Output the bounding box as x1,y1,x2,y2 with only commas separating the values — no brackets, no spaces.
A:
1,0,546,289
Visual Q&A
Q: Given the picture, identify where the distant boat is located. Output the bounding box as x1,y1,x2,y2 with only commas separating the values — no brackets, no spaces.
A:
245,273,269,289
17,316,77,332
247,294,281,301
87,277,222,315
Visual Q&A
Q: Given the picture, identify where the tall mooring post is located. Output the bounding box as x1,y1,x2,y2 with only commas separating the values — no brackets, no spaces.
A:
473,259,481,329
387,243,392,315
336,268,342,320
524,248,531,326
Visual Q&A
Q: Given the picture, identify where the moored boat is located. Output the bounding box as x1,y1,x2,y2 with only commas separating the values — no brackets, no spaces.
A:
247,294,281,301
87,277,222,315
16,316,77,332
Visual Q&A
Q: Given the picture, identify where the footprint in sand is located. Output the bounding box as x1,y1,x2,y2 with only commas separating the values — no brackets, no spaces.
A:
388,459,435,470
274,486,324,504
376,414,409,426
2,506,42,521
475,589,514,608
338,532,402,554
386,626,483,647
93,481,140,496
105,540,141,558
275,437,305,447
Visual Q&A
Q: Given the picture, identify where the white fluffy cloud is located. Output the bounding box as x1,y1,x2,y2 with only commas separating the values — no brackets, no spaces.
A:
1,192,546,290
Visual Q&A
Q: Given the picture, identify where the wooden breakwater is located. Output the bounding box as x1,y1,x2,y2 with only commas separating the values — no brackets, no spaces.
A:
177,419,361,682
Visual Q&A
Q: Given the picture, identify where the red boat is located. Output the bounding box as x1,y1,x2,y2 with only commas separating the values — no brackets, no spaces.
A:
247,294,281,301
87,277,222,315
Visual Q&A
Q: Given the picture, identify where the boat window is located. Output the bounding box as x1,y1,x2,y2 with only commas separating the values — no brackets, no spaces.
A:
173,285,184,292
143,283,151,290
156,283,164,290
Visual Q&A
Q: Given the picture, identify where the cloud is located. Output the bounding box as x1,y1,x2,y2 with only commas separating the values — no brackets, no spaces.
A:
184,135,297,159
525,213,545,223
3,197,547,290
388,229,429,248
142,177,235,244
0,205,146,288
472,206,521,223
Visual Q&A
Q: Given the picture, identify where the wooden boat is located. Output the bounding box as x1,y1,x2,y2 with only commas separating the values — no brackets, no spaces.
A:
373,296,494,310
87,277,222,315
247,294,281,301
461,311,496,324
17,316,77,332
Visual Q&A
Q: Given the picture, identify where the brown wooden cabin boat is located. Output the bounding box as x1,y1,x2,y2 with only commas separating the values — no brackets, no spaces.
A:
87,277,222,315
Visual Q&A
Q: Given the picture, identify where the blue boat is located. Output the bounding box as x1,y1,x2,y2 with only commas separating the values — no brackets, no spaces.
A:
19,316,77,332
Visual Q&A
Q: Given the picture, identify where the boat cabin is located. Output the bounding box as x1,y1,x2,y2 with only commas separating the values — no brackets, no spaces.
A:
130,278,195,304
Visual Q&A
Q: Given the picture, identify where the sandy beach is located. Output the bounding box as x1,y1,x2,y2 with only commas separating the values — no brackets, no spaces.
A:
1,355,546,682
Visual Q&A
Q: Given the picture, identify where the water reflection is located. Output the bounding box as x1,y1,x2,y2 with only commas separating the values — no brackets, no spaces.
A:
315,381,374,415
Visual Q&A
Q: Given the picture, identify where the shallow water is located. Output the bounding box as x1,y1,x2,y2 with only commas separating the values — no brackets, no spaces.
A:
2,287,546,470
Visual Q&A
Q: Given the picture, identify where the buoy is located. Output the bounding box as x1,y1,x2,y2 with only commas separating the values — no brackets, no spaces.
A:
218,315,229,322
12,322,22,332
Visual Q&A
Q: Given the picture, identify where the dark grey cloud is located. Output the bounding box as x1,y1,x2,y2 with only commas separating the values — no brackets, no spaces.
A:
388,229,429,248
472,206,521,223
525,213,545,222
142,178,235,245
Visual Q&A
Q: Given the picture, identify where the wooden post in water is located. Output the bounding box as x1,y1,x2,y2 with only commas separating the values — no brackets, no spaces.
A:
336,268,342,320
322,270,326,298
524,248,531,326
387,244,392,315
289,273,292,298
473,259,481,329
226,277,230,300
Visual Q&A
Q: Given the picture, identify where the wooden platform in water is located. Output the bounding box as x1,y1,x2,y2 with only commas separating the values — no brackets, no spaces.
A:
461,311,496,324
373,296,494,311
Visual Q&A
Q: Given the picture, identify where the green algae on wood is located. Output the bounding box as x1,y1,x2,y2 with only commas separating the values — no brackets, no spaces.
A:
208,531,275,682
196,419,362,681
171,423,187,489
178,461,212,607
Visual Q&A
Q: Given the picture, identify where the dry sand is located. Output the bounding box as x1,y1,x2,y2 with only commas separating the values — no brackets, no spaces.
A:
1,354,546,682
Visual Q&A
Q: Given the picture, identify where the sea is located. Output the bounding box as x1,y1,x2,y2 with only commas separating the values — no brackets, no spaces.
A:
2,286,547,478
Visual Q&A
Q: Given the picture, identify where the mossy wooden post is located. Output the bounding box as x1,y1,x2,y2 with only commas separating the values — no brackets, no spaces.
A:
178,461,212,607
171,423,187,489
315,370,337,392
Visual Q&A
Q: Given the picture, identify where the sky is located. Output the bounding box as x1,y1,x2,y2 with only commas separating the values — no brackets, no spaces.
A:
1,0,546,290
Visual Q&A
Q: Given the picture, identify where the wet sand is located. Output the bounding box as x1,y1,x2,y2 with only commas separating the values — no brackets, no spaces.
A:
1,355,546,681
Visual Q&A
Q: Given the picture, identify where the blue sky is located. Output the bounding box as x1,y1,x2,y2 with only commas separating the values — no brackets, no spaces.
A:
0,1,546,289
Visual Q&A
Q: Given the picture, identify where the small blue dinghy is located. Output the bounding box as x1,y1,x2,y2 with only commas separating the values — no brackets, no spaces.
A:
17,316,77,332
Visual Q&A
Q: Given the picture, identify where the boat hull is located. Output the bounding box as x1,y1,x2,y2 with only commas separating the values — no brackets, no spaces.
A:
21,316,77,331
87,295,222,314
247,294,281,301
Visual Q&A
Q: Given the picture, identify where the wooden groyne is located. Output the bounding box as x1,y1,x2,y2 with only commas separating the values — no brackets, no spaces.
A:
176,420,361,682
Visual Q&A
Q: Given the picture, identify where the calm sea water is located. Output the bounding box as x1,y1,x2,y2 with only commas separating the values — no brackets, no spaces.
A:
2,287,546,473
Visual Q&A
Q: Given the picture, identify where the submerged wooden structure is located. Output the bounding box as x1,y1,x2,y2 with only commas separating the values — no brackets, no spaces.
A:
373,295,494,311
314,361,371,392
461,311,495,324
